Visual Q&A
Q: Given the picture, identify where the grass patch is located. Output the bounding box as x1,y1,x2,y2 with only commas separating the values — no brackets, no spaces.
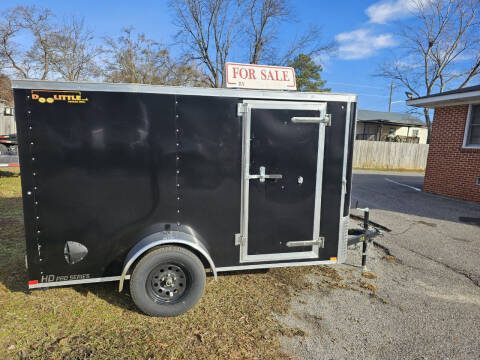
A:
382,255,399,263
0,169,325,359
361,271,377,280
359,280,378,292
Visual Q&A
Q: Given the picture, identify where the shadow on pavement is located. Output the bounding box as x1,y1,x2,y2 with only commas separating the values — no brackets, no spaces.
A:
351,172,480,225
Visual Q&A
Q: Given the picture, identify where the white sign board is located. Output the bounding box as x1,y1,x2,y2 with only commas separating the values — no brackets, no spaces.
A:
225,62,296,90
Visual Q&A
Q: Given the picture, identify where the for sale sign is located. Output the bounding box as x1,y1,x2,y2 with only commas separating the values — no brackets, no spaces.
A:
225,62,296,90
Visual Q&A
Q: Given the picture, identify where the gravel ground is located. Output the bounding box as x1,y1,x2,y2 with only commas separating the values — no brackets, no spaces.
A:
279,170,480,360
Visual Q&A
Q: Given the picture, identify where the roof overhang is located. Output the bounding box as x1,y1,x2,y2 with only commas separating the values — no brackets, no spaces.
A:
407,89,480,108
357,119,426,127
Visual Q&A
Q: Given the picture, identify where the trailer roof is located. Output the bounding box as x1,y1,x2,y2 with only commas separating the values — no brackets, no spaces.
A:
12,79,357,103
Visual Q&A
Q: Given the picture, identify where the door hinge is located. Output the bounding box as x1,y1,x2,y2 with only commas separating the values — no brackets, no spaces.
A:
319,236,325,248
235,233,246,246
237,103,248,117
324,114,332,126
286,237,325,248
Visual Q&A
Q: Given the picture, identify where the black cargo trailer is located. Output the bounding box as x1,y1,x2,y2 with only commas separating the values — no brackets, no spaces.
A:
12,80,357,316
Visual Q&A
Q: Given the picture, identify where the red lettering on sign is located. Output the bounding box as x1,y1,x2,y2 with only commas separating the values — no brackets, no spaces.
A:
239,68,248,79
232,67,240,79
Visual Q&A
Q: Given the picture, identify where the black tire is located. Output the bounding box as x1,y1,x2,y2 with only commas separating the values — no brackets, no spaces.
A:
130,246,206,317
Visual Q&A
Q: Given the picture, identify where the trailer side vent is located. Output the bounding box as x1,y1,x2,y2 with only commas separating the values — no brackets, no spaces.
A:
64,241,88,264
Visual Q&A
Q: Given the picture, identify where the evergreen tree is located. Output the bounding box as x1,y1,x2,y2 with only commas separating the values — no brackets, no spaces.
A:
289,54,329,92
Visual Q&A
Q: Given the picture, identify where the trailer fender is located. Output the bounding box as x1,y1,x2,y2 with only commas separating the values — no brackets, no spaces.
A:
118,230,217,292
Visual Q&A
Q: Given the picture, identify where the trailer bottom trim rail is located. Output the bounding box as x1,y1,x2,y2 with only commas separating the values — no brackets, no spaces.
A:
28,275,131,289
216,259,337,272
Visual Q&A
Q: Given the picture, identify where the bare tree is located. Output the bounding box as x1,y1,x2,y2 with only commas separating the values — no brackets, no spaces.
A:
170,0,244,87
171,0,332,87
172,58,210,86
103,27,170,84
0,73,13,104
0,6,54,79
103,27,207,86
246,1,331,65
277,25,333,66
247,0,288,64
377,0,480,141
0,6,103,81
50,17,102,81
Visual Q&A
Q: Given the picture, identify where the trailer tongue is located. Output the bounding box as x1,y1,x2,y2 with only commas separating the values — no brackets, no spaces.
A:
13,75,357,317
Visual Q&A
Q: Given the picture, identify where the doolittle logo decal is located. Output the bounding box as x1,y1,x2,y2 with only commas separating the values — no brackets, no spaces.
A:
31,90,88,104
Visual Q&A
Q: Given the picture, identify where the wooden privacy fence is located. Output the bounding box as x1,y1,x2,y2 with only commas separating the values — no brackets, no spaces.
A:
353,140,429,170
0,116,16,135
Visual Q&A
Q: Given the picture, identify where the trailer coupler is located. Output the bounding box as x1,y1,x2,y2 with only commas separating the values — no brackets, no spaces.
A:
348,208,384,271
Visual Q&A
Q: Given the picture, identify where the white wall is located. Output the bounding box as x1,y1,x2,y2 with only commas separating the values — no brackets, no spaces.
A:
394,126,428,144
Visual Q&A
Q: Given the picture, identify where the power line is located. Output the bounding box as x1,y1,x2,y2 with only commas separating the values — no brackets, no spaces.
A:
356,93,389,98
328,81,385,90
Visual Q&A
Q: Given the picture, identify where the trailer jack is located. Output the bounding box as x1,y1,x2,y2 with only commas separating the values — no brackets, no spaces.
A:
348,208,385,271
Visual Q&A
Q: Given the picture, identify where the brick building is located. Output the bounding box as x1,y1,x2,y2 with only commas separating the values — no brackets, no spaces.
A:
407,85,480,203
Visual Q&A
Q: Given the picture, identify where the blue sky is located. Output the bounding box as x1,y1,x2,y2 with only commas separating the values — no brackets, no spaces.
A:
1,0,426,113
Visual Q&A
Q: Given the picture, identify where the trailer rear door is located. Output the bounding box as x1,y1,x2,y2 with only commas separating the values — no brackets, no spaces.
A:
237,100,328,263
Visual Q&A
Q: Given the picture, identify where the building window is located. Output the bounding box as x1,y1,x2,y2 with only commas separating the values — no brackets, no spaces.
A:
465,104,480,146
412,129,419,137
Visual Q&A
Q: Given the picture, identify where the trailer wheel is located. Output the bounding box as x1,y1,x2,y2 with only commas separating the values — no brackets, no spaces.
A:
130,246,206,317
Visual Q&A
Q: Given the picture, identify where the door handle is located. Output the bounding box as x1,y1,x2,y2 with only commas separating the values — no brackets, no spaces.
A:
249,166,283,182
291,114,331,126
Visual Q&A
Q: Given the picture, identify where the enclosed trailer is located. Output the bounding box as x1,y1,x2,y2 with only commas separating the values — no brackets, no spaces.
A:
12,80,357,316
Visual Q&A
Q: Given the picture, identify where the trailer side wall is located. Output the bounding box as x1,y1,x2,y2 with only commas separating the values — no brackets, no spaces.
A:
13,86,354,284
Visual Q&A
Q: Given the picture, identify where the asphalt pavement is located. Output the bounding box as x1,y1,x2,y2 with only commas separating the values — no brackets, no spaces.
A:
280,169,480,360
352,170,480,286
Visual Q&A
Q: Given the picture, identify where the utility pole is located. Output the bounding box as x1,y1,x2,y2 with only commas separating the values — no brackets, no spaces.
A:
388,81,394,112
